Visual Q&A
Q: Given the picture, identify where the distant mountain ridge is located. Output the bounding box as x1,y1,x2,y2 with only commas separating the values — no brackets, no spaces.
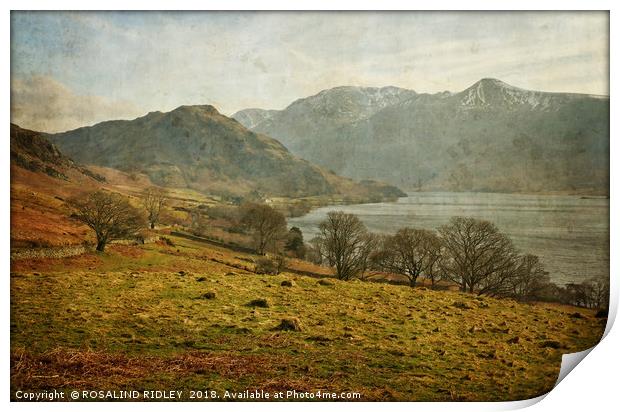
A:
49,105,405,200
456,78,606,110
239,86,417,141
233,79,609,194
231,108,279,129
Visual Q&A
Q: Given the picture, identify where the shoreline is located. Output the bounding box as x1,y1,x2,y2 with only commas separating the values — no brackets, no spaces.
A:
286,189,610,220
287,191,609,288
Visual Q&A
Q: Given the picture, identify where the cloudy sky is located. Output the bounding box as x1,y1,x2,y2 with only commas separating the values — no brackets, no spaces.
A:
11,11,609,132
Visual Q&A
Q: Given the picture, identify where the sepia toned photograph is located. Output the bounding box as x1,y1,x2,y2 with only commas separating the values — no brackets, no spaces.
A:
9,10,610,402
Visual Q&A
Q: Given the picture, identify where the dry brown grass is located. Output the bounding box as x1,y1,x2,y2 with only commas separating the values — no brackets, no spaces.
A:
11,347,284,391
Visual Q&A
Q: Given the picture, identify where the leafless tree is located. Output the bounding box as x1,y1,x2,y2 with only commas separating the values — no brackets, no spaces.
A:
421,231,444,289
315,211,376,280
374,228,442,287
69,191,145,252
307,236,325,265
142,187,167,229
475,256,520,298
580,275,610,309
510,254,550,301
240,202,287,255
439,216,518,296
357,232,380,277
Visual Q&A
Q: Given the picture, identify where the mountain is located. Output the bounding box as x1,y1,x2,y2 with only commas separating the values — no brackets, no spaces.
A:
235,79,609,194
10,123,105,182
457,78,576,109
233,85,417,159
49,105,404,200
231,108,279,129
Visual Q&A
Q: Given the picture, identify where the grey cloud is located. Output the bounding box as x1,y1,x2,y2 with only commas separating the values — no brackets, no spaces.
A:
11,75,144,133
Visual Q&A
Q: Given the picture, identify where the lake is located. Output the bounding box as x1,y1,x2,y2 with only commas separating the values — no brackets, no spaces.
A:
289,192,609,286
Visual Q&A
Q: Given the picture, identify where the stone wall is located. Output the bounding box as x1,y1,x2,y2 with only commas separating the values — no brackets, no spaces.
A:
10,245,90,261
10,236,159,261
109,236,159,246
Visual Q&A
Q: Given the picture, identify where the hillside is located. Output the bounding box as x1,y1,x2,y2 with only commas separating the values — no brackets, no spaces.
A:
234,79,609,194
10,123,105,182
49,105,404,200
9,120,607,401
10,124,110,248
11,234,605,401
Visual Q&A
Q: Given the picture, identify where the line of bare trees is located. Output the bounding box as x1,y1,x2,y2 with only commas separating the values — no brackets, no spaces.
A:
308,212,609,308
66,190,608,311
542,276,610,310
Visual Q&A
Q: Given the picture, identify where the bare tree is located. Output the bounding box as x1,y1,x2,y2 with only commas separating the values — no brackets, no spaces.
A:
240,202,287,254
475,255,520,298
307,236,325,265
421,231,444,289
142,187,167,229
315,211,376,280
588,275,610,309
69,191,145,252
510,254,550,301
564,283,586,307
356,232,380,278
439,216,518,295
579,275,610,309
374,228,441,287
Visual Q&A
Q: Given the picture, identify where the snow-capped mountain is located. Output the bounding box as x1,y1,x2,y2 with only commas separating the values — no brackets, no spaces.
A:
231,108,278,129
234,86,417,130
285,85,417,123
458,78,577,110
234,79,609,194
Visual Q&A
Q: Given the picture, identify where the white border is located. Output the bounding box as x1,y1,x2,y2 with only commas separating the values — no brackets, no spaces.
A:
3,1,617,411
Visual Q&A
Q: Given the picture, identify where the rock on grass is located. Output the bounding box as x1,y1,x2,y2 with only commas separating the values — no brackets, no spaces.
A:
595,309,608,318
306,335,331,342
540,340,561,349
247,298,270,308
273,318,302,332
317,279,334,286
477,350,497,359
453,301,473,310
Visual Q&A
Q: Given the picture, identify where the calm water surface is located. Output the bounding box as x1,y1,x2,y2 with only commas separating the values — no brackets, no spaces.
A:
289,192,609,285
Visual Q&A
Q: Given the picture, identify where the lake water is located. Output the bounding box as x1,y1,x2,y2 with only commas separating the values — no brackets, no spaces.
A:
289,192,609,286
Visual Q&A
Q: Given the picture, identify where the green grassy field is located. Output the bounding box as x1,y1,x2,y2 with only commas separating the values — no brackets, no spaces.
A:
10,236,605,401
